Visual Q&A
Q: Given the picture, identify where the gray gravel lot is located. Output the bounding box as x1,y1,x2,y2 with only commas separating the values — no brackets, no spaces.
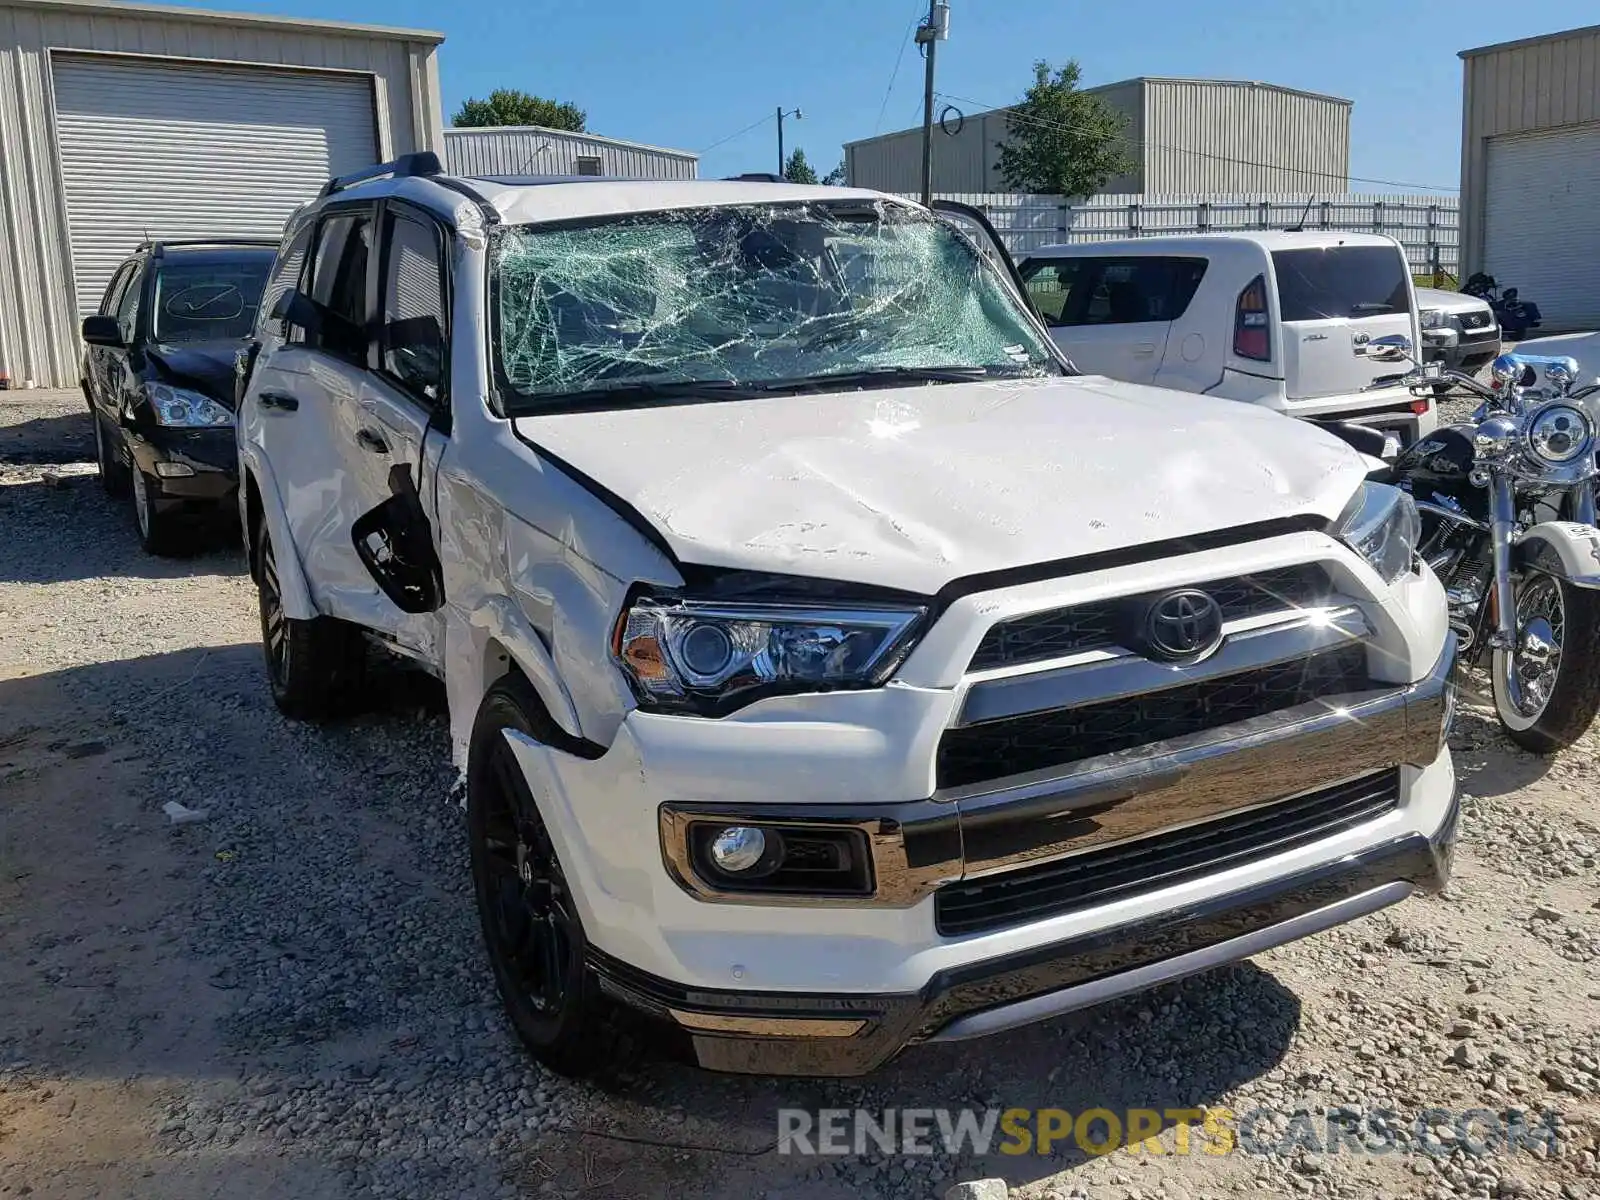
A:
1,389,1597,1200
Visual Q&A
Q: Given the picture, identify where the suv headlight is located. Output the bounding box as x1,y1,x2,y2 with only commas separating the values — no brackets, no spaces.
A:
614,597,925,714
1525,402,1593,465
1419,309,1446,330
1336,481,1421,585
147,384,233,428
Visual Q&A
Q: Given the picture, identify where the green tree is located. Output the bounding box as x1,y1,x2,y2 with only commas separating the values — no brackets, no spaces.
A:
452,88,586,131
821,158,847,186
994,60,1135,198
782,148,818,184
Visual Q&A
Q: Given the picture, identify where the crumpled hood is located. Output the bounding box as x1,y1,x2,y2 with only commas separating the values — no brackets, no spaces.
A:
147,341,244,407
514,376,1367,594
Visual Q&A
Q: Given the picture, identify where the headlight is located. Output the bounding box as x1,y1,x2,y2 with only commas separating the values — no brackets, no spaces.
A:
1525,402,1593,465
1419,309,1446,330
1336,481,1421,585
147,384,233,428
614,598,925,714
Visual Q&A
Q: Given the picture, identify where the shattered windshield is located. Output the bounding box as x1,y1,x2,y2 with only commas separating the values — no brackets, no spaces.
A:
491,201,1058,410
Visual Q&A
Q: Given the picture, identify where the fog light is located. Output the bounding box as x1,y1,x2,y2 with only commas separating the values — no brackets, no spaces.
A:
153,462,195,478
709,826,769,873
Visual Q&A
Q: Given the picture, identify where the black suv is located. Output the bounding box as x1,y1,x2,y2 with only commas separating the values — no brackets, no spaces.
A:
81,239,277,554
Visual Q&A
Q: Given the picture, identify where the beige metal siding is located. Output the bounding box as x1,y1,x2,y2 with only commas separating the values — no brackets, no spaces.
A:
1460,26,1600,283
1142,80,1350,193
442,127,697,180
845,79,1347,198
0,0,443,388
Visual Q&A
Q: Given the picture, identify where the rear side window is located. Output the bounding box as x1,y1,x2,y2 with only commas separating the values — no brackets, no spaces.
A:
115,263,144,343
1032,256,1208,327
1272,246,1408,321
101,262,134,317
260,225,313,337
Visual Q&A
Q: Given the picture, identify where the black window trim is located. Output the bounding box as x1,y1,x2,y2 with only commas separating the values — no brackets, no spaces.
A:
370,197,453,428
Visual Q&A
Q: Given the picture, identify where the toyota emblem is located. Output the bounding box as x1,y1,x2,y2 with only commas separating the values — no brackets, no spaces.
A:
1146,590,1225,661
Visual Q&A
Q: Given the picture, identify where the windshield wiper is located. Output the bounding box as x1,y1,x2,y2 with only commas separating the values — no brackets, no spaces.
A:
753,365,1026,394
506,378,763,414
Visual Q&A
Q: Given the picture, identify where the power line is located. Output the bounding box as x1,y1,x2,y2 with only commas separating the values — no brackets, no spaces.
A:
873,0,926,136
698,112,776,156
934,90,1460,194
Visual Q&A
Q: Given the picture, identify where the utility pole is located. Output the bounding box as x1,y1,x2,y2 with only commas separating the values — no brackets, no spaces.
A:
776,106,802,177
916,1,950,206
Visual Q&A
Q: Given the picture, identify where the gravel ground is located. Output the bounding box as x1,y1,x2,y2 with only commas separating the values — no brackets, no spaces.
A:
2,389,1597,1200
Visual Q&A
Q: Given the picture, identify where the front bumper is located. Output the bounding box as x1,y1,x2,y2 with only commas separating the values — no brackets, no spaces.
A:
126,424,237,511
592,809,1457,1075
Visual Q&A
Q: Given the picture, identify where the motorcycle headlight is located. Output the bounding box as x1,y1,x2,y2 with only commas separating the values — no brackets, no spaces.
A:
1525,402,1593,465
614,597,925,715
1336,481,1421,586
1419,309,1446,330
147,384,234,428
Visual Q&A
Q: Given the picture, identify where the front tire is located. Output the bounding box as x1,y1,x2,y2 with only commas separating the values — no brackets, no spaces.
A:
1492,573,1600,753
132,470,193,557
466,675,638,1079
255,516,366,720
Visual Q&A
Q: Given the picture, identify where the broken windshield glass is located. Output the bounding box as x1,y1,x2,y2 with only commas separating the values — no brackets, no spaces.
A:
491,201,1058,411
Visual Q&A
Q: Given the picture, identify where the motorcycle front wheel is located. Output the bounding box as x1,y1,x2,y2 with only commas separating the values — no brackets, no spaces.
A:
1492,573,1600,753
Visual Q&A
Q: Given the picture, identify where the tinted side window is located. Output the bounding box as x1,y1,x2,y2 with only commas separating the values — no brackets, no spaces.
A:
303,212,372,358
1018,258,1091,326
101,263,134,317
1271,247,1408,321
379,210,448,408
1058,257,1210,327
260,225,314,337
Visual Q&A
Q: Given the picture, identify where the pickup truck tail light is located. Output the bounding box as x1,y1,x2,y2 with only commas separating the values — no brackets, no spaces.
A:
1234,275,1270,361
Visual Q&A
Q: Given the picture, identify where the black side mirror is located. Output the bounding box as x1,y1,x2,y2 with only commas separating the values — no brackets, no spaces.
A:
81,314,125,348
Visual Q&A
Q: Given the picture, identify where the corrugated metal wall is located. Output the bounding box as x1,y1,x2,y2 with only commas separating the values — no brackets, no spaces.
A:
0,0,444,389
1459,26,1600,277
442,127,697,180
844,79,1349,198
1142,80,1350,193
845,83,1141,194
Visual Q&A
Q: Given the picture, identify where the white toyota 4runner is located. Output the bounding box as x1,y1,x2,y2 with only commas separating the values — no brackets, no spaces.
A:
236,155,1459,1078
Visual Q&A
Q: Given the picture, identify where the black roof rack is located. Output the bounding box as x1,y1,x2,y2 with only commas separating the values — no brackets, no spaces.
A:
322,151,443,197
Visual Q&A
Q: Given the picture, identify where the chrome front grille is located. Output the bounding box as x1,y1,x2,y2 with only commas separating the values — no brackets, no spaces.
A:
933,769,1401,936
936,644,1372,789
968,566,1330,672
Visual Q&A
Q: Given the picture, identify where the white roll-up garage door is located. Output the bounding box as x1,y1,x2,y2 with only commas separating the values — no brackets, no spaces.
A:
1483,122,1600,332
52,55,378,315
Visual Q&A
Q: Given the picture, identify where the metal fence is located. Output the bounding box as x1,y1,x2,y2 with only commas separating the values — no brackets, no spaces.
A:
908,192,1462,281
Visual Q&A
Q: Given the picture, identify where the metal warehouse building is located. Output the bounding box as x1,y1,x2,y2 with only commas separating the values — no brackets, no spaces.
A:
1460,24,1600,331
844,77,1351,197
0,0,444,389
443,126,697,180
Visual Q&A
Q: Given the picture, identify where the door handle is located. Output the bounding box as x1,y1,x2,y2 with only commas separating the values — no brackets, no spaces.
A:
258,391,299,412
1132,342,1158,356
355,427,390,455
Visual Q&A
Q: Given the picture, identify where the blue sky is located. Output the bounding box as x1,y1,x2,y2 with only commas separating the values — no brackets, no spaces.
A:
168,0,1596,191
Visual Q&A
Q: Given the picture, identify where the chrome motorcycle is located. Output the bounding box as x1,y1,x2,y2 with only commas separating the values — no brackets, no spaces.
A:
1386,344,1600,751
